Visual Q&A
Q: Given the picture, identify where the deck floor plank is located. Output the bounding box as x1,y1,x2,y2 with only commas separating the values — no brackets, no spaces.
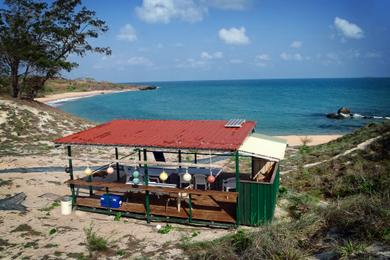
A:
75,192,236,223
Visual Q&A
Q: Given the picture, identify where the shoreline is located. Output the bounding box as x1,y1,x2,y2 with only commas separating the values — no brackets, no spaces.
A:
35,89,139,105
275,134,342,146
34,90,343,146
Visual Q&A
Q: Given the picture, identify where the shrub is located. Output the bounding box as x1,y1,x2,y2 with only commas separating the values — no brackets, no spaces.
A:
338,240,366,259
158,224,173,234
114,212,122,221
242,224,303,260
324,194,390,242
84,224,108,252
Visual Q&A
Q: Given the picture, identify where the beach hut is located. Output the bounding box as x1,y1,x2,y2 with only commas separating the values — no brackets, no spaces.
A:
54,119,286,227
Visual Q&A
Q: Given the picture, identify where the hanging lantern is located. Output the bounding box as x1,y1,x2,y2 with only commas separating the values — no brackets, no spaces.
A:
159,170,168,182
183,169,192,182
84,166,92,176
133,177,140,185
106,166,114,174
207,175,215,184
133,170,140,178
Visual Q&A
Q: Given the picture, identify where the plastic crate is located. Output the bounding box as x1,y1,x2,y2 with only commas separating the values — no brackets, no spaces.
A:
100,194,123,208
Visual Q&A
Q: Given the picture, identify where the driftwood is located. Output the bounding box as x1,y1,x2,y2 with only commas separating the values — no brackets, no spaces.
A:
0,192,27,212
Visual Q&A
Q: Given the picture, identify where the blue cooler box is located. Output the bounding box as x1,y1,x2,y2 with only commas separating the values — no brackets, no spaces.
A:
100,194,123,208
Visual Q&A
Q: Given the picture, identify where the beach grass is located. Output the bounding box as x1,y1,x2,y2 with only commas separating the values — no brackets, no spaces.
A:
183,121,390,259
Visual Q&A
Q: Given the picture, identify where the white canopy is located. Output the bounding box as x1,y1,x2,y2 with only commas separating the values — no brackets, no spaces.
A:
239,133,287,161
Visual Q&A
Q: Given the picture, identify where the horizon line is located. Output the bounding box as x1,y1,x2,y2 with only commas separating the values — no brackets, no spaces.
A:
121,76,390,84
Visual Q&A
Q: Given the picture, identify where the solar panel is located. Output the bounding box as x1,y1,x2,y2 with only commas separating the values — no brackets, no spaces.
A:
225,119,246,128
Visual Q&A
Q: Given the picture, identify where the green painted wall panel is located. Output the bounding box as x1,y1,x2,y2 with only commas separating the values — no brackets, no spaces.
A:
238,167,280,226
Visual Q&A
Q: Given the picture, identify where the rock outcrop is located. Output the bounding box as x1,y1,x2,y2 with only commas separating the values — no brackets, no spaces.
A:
327,107,352,119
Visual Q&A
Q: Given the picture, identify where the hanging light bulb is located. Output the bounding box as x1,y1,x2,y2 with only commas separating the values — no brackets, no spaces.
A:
132,170,140,178
84,166,92,176
183,168,192,182
106,165,114,174
159,170,168,182
207,175,215,184
133,177,140,185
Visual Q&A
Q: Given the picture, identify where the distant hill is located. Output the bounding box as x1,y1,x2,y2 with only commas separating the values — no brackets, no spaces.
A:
40,78,156,96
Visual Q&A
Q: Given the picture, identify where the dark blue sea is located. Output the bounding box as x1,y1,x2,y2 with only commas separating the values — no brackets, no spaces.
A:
55,78,390,135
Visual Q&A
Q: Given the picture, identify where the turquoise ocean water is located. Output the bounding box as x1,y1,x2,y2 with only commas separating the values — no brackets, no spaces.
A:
56,78,390,135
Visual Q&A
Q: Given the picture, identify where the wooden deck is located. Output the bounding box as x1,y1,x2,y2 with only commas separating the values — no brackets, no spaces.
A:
69,179,237,224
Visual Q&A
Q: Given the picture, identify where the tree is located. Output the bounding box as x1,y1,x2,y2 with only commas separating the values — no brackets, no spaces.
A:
0,0,111,99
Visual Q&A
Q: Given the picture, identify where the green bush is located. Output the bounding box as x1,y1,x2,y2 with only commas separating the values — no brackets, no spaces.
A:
324,194,390,242
158,224,173,234
84,224,108,252
338,240,366,259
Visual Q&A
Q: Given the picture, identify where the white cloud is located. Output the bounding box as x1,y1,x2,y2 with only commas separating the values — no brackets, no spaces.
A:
207,0,251,10
229,59,243,64
326,52,339,60
290,41,302,48
127,56,153,66
256,62,267,67
365,52,381,58
256,54,270,61
135,0,251,24
201,51,223,60
218,27,250,45
176,58,207,68
157,43,164,49
334,17,364,39
135,0,206,24
117,24,137,42
280,52,305,61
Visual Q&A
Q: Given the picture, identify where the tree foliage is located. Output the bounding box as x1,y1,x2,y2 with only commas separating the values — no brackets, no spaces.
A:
0,0,110,98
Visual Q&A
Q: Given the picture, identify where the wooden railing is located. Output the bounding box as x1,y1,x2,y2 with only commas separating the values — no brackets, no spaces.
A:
65,179,238,198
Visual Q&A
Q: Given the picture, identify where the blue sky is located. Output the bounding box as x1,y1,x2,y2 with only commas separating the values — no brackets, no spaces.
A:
64,0,390,82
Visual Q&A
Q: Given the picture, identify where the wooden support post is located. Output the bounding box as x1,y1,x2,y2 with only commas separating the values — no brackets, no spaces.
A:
194,152,197,164
138,149,141,168
88,174,93,196
115,147,120,181
178,150,182,169
144,149,151,223
189,194,192,222
235,151,240,226
67,146,76,205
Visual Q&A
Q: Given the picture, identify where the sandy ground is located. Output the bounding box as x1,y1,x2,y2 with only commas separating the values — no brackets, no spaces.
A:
0,132,341,259
276,134,342,146
35,89,138,103
0,155,231,259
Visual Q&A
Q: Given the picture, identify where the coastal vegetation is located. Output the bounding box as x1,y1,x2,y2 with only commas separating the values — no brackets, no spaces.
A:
0,97,93,156
182,121,390,259
0,93,389,258
40,78,156,96
0,0,110,99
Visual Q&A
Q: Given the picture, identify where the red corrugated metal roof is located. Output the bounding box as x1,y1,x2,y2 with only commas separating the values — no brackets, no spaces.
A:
54,119,256,151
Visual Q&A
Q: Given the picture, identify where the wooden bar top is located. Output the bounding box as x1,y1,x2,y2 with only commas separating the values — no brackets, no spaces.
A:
65,179,238,198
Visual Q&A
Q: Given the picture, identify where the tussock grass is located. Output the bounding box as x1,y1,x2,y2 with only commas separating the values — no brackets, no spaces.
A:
184,122,390,259
84,224,109,253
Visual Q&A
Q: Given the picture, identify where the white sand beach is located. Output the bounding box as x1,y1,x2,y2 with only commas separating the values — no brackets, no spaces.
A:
276,134,342,146
35,89,138,104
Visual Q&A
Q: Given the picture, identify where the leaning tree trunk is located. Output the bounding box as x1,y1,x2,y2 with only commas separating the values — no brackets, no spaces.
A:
10,61,19,98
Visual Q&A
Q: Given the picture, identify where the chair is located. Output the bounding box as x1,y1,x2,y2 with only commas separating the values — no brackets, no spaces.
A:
222,177,236,192
194,175,207,190
148,176,160,183
177,184,193,212
179,173,192,188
